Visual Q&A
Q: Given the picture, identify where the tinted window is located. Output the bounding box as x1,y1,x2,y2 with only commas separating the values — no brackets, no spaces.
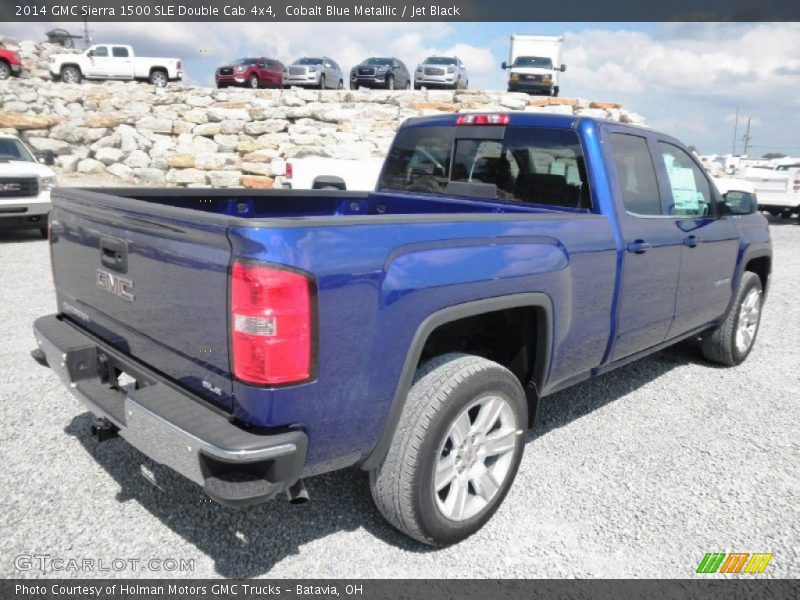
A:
296,58,323,65
425,57,457,65
378,125,591,209
658,142,714,217
450,127,590,209
378,126,454,194
112,46,129,58
365,58,392,66
610,133,662,216
93,46,108,57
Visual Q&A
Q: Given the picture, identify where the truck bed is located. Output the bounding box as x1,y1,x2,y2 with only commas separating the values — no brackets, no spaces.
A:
62,187,583,222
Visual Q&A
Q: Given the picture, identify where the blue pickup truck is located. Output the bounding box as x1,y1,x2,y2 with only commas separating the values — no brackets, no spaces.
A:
33,112,771,545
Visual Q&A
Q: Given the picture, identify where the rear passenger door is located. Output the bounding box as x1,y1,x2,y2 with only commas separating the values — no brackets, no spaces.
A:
110,46,134,79
607,130,684,361
654,141,739,336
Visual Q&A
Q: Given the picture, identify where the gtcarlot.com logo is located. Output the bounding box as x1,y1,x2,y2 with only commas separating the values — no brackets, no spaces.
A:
14,554,195,573
696,552,773,574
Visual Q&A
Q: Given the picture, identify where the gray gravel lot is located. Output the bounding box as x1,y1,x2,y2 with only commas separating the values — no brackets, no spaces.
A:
1,218,798,579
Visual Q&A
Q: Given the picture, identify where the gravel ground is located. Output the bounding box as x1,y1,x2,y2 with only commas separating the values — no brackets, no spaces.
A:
1,218,798,579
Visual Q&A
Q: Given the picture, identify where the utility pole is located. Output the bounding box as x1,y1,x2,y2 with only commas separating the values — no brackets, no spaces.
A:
82,18,92,47
742,117,752,156
731,107,739,155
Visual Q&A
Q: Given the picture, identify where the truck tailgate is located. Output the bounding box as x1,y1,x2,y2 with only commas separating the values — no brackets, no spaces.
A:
50,192,234,410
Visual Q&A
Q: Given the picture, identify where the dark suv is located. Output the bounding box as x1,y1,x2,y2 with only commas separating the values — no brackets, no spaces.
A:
350,57,411,90
215,57,285,89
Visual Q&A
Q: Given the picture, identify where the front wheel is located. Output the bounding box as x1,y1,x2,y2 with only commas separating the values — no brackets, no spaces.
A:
318,74,326,89
0,61,10,80
248,74,259,89
701,271,763,366
370,353,527,546
387,75,395,90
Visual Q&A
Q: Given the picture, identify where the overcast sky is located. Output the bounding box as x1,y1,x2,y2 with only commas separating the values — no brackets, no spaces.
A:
3,21,799,157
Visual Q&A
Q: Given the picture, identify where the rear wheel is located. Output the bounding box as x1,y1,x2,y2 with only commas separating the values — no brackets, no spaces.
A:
369,353,527,546
149,69,168,87
0,61,10,80
701,271,763,366
61,65,81,84
338,79,344,90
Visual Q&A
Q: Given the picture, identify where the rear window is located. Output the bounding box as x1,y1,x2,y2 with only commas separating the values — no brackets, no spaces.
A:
112,46,129,58
378,125,591,210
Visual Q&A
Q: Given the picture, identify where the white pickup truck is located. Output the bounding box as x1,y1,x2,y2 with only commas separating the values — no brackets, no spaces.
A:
49,44,183,87
0,134,56,237
740,163,800,222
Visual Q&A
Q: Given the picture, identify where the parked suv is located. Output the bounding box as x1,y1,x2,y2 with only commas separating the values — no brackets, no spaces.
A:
414,56,468,89
284,57,343,89
350,57,411,90
0,48,23,80
0,134,56,237
216,57,285,89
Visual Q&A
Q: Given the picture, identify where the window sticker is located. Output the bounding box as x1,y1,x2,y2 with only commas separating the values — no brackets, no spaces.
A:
663,153,705,214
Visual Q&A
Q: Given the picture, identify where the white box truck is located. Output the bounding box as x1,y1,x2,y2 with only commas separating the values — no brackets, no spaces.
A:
502,34,565,96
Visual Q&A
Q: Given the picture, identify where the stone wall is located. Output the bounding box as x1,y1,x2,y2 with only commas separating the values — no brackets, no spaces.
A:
0,36,646,188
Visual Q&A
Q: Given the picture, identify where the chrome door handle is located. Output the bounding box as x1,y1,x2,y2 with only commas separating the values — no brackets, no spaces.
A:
627,240,652,254
683,236,701,248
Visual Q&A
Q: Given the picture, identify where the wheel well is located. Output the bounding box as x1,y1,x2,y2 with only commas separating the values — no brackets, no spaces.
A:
417,305,544,399
149,66,167,76
61,63,80,73
745,256,770,291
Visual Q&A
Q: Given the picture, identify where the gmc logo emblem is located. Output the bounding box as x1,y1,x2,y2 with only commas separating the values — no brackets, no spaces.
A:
0,183,21,192
96,269,135,302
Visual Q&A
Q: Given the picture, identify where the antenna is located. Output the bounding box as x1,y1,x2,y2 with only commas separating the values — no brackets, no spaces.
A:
731,107,739,155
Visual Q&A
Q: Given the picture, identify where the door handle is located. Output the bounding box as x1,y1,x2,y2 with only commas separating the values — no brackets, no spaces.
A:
683,235,701,248
626,240,652,254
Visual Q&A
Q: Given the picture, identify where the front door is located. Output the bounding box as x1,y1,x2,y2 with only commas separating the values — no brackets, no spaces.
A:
607,131,684,361
655,141,740,336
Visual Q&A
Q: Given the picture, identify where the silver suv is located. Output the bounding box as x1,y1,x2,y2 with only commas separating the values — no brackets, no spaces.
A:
414,56,468,90
284,57,344,89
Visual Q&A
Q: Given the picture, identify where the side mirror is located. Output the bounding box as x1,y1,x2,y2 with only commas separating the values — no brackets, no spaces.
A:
37,150,55,166
560,64,567,72
722,191,758,215
501,61,508,70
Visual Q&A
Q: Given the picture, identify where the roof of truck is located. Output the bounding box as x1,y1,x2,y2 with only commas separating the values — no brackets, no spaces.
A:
401,111,652,133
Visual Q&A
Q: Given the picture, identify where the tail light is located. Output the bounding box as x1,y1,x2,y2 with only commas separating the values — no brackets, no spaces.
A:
230,261,314,386
177,60,182,71
456,113,510,126
286,162,293,180
793,175,799,193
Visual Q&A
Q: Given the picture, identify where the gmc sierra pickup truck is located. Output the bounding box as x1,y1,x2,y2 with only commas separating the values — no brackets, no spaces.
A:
33,112,771,546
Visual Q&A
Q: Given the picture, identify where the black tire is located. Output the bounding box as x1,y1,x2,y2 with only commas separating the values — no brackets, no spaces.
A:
61,65,81,84
700,271,763,366
248,74,259,89
387,75,395,90
350,81,357,90
369,353,527,546
216,83,228,89
0,61,10,80
39,226,48,239
318,74,326,90
405,80,411,90
414,83,421,90
553,86,560,97
149,69,168,87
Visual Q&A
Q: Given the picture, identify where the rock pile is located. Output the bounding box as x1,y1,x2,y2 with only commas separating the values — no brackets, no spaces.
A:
0,36,646,188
